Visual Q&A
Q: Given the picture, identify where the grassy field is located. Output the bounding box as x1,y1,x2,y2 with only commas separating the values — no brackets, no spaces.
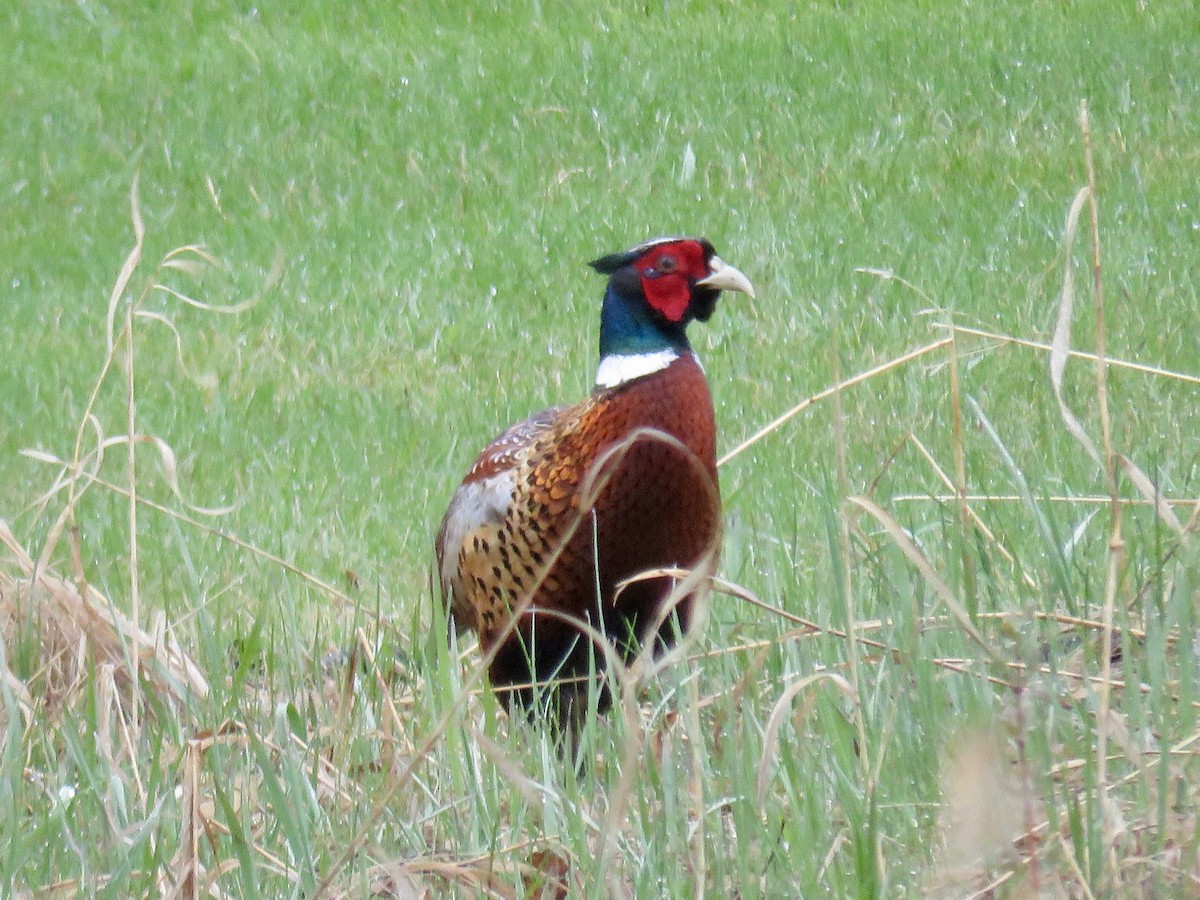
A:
2,1,1198,895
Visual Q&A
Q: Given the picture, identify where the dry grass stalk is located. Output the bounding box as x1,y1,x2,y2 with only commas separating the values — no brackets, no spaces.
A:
1076,99,1122,877
946,321,979,606
945,324,1200,386
163,735,204,900
717,335,955,467
1050,183,1104,469
892,492,1200,508
28,472,356,611
829,327,873,796
903,433,1040,591
756,671,854,805
845,497,1002,666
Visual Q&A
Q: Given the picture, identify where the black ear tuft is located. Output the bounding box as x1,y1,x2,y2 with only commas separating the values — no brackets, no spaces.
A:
589,249,637,275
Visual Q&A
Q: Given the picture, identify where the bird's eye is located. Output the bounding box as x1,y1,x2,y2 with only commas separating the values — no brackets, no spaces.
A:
657,255,678,274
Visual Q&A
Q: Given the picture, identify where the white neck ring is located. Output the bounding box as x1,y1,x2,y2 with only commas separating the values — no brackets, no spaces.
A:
594,349,681,388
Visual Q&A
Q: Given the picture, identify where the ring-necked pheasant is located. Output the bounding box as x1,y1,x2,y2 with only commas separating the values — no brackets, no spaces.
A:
435,236,754,730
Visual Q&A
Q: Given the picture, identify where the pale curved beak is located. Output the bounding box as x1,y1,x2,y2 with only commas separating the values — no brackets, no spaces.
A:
697,256,755,299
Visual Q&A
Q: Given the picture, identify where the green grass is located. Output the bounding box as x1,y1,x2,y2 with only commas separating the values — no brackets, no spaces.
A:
2,0,1199,895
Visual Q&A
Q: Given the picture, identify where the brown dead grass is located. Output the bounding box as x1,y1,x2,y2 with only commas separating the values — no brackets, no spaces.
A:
0,519,207,731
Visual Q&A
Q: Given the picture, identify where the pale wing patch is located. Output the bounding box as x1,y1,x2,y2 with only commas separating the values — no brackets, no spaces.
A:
437,470,515,629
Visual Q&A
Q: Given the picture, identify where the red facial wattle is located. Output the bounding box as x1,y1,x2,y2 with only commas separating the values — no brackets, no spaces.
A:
635,240,709,323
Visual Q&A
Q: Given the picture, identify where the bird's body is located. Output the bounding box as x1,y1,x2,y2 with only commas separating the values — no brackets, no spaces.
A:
435,237,753,725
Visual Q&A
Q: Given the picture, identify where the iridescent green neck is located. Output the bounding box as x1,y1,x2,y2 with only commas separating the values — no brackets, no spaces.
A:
598,282,689,359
